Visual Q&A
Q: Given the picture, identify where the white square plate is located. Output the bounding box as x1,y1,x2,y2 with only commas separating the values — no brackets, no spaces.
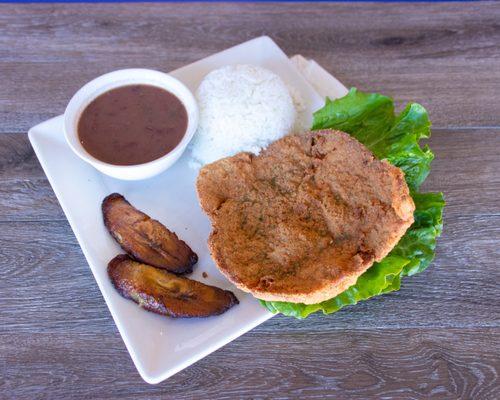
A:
28,37,345,384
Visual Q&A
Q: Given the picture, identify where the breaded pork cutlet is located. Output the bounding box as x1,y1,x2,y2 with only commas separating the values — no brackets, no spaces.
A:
196,130,415,304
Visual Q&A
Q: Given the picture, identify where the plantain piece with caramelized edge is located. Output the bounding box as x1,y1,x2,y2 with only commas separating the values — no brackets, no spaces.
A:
108,255,239,318
102,193,198,274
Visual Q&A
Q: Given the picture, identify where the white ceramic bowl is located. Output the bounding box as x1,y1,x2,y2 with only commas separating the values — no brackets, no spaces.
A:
64,69,198,180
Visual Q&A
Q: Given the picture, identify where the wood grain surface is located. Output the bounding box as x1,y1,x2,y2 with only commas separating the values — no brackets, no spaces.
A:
0,2,499,399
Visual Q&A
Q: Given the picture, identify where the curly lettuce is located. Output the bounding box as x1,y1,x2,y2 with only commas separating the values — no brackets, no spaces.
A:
260,88,444,318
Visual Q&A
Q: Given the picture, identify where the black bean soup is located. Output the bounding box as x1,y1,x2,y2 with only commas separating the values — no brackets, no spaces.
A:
78,84,188,166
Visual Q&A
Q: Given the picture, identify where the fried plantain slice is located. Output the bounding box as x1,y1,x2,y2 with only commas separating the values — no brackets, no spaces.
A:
108,255,238,318
102,193,198,274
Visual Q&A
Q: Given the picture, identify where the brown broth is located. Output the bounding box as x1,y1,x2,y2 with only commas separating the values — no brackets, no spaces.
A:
78,84,187,166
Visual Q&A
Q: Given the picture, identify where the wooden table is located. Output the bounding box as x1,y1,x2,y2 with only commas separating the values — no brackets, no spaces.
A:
1,3,499,399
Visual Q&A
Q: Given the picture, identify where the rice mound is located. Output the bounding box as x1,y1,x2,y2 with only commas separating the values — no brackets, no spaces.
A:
190,65,296,167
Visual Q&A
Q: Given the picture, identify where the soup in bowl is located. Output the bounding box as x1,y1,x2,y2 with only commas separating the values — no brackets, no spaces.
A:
64,69,198,180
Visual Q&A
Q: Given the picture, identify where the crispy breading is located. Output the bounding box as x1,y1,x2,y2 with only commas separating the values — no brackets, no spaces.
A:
102,193,197,274
108,255,238,318
196,130,415,304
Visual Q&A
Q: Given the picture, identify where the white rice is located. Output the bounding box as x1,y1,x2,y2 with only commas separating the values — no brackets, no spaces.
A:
190,64,297,167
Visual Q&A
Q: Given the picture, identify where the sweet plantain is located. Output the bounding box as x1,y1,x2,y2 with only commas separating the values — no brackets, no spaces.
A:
108,255,238,318
102,193,198,274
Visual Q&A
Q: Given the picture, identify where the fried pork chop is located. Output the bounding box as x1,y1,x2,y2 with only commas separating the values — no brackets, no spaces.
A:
196,130,415,304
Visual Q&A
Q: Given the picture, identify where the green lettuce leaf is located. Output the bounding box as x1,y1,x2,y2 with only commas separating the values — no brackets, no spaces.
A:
260,88,444,318
261,255,408,319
